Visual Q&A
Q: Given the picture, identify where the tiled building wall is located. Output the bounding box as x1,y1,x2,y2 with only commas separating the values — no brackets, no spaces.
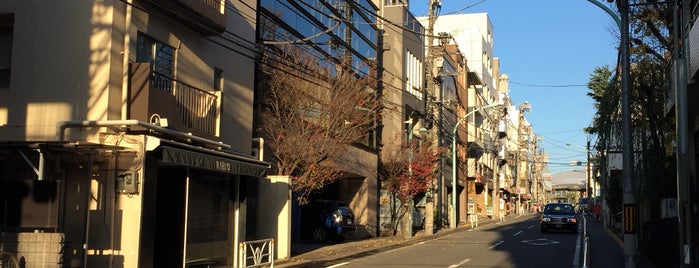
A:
1,232,64,268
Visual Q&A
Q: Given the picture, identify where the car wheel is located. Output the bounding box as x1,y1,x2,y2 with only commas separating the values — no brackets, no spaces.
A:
312,227,328,242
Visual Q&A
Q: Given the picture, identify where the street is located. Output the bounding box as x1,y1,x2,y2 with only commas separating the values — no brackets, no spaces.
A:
313,214,624,268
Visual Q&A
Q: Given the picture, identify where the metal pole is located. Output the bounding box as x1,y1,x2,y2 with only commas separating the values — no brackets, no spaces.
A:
619,1,637,267
407,119,414,237
587,136,591,203
586,1,635,266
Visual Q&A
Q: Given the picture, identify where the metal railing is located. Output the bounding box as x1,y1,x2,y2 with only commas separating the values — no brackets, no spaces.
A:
239,238,274,268
152,71,219,136
582,212,590,268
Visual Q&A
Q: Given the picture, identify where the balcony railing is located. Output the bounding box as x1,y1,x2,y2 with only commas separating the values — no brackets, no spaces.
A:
129,63,219,140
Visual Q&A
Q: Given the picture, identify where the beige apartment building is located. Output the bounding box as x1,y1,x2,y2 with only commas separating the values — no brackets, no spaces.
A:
0,1,271,267
378,0,428,236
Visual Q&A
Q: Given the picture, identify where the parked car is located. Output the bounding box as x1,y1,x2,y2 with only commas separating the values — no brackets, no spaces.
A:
540,202,578,233
300,200,357,243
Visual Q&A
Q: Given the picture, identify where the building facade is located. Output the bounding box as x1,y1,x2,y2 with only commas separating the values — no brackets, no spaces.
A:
418,13,503,222
669,1,699,265
0,0,270,267
375,0,429,236
257,0,381,241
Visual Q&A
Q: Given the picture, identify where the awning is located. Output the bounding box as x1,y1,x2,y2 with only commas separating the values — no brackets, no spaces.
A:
159,143,270,177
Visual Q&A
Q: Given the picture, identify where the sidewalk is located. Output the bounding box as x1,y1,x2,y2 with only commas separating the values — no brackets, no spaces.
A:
583,214,656,268
274,215,505,268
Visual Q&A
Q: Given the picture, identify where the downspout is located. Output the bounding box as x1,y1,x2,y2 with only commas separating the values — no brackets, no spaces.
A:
116,2,132,266
57,120,231,150
122,0,133,121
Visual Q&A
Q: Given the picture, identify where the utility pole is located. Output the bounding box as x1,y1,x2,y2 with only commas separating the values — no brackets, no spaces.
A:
586,134,591,203
619,1,637,267
423,0,441,235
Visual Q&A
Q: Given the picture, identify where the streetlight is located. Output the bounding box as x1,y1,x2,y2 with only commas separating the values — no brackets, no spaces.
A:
451,102,502,229
586,1,635,267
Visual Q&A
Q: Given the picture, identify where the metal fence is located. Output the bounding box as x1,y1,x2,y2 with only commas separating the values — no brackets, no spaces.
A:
239,238,274,268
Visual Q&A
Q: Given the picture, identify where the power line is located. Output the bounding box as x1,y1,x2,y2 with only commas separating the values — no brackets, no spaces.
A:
443,0,488,16
510,81,588,88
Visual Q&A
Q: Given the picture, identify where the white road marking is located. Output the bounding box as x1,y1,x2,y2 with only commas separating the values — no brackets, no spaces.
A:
521,238,560,246
572,231,582,268
489,240,505,249
513,231,523,236
326,262,350,268
448,258,471,268
527,225,535,229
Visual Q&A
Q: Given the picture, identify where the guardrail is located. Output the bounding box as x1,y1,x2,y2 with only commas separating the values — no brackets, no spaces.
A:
239,238,274,268
582,212,590,268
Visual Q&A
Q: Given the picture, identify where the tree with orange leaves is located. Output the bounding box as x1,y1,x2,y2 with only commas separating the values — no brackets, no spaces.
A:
380,135,443,236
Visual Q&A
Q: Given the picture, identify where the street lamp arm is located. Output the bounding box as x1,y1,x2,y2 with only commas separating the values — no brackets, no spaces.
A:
451,103,502,136
586,0,621,29
450,102,501,229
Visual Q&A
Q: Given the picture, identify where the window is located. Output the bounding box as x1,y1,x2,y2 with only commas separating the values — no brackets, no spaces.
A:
136,33,174,78
136,33,174,92
0,14,14,88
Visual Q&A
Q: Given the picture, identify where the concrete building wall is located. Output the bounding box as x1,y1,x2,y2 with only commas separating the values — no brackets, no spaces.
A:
0,0,257,153
381,4,426,154
426,13,495,101
0,1,264,267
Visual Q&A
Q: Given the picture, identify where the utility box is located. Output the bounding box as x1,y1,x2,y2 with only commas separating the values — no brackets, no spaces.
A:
116,170,139,194
660,198,678,218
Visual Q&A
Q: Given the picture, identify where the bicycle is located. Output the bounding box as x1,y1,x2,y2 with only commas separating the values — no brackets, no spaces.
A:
0,251,19,268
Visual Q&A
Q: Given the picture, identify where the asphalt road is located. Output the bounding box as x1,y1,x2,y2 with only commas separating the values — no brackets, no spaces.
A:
318,214,595,268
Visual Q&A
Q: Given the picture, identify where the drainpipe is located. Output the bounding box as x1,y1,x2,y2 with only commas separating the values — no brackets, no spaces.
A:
122,0,133,121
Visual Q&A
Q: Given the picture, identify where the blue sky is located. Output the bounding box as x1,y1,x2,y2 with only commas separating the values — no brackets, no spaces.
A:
409,0,619,174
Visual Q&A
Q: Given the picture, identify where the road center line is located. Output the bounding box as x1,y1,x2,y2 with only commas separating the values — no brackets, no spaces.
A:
448,258,471,268
513,231,523,236
489,240,505,249
527,225,535,229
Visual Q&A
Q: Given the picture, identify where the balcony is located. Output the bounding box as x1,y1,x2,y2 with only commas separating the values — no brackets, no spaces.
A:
129,63,219,140
465,158,477,179
140,0,226,36
498,120,507,138
466,129,484,158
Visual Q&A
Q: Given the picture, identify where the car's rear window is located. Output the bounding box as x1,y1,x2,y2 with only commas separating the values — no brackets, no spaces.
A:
544,204,575,214
337,206,354,216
